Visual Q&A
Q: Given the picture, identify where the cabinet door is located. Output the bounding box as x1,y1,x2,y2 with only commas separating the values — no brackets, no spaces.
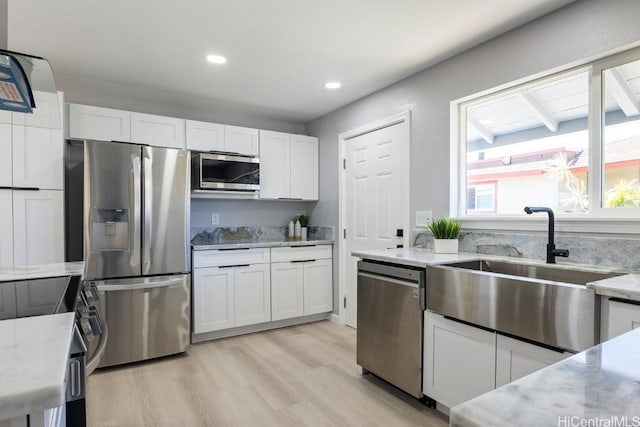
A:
185,120,225,152
0,110,11,124
290,135,318,200
225,125,259,156
193,267,235,333
12,190,64,266
12,90,60,129
234,264,271,327
12,125,63,190
608,299,640,340
0,124,11,186
68,104,131,142
259,130,290,199
303,259,332,315
495,334,569,387
271,261,304,321
0,190,13,269
0,282,17,320
424,311,496,408
130,112,185,149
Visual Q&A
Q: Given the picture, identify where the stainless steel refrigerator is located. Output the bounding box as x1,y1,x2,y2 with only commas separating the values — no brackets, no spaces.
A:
83,140,191,367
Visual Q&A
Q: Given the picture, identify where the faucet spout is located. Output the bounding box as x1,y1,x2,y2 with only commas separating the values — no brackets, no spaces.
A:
523,206,568,264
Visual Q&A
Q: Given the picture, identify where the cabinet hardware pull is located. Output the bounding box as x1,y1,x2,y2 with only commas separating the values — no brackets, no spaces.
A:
291,259,315,263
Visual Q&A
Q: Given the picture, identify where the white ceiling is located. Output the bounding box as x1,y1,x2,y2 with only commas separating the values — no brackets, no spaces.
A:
8,0,574,123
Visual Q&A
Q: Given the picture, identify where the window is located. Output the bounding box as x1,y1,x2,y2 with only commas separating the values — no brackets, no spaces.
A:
454,47,640,219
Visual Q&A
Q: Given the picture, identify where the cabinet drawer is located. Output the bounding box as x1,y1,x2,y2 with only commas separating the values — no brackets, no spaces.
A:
193,248,270,268
270,245,332,262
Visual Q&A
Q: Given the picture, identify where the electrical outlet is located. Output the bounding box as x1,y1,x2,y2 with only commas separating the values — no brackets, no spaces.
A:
211,213,220,225
416,211,433,227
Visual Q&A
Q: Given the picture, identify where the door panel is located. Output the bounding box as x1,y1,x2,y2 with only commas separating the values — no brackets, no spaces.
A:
13,190,64,266
0,124,11,186
290,135,318,200
12,125,63,190
68,104,131,142
84,141,141,279
271,262,304,321
193,267,234,333
131,112,185,149
303,259,332,315
0,190,13,269
344,121,409,327
185,120,225,152
225,125,258,156
97,274,191,367
234,264,271,327
142,146,190,275
259,130,290,199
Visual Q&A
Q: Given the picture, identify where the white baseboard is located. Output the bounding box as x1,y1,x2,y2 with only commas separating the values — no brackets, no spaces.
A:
330,313,342,324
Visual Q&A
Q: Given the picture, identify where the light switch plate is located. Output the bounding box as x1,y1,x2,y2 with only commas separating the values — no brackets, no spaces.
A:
416,211,433,227
211,213,220,225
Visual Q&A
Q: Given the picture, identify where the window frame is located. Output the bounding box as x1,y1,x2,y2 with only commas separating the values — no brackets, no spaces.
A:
450,45,640,234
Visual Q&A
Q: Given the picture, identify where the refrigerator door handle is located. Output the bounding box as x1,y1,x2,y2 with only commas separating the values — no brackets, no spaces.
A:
142,152,152,273
96,278,185,292
131,154,142,270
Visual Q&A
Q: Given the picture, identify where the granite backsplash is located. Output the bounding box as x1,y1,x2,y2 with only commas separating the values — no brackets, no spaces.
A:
191,226,335,245
412,229,640,272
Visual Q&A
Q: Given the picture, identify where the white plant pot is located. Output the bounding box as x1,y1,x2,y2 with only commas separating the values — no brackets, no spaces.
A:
433,239,459,254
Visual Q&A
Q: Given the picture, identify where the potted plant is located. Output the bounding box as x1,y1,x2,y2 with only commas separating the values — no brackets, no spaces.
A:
428,218,461,253
296,214,310,240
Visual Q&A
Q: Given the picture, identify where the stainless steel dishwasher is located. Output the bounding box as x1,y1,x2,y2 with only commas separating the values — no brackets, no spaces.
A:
356,259,425,398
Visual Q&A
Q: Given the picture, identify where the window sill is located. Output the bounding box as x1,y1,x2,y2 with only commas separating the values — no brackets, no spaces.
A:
457,216,640,235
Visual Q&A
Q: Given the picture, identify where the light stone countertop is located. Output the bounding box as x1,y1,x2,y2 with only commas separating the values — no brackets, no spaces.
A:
0,313,76,421
449,326,640,427
0,262,84,282
585,273,640,300
192,239,334,250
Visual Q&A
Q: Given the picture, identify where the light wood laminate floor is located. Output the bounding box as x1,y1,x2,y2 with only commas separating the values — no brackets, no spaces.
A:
87,320,448,426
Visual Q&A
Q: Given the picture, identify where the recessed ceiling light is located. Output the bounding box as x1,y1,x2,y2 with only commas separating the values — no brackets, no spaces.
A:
206,54,227,64
325,82,341,90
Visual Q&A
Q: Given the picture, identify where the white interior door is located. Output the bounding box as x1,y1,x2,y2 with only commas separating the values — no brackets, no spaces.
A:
343,118,409,327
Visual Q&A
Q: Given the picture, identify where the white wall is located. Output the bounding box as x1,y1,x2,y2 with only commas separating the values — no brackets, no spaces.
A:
306,0,640,310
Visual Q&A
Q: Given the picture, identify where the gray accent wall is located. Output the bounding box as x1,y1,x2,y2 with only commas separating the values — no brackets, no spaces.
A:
190,199,311,237
306,0,640,311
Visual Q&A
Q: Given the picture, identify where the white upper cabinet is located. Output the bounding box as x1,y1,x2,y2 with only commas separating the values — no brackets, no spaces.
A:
259,130,291,199
260,130,318,200
291,135,318,200
12,125,63,190
12,190,64,267
225,125,259,156
0,124,12,186
185,120,225,152
0,190,13,269
130,112,185,149
68,104,131,142
0,110,11,124
12,91,60,129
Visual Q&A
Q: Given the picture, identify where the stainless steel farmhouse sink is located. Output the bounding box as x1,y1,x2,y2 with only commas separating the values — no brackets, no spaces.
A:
426,260,624,352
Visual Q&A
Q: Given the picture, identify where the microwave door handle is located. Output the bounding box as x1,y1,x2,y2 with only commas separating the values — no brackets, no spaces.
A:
131,155,141,270
142,151,152,274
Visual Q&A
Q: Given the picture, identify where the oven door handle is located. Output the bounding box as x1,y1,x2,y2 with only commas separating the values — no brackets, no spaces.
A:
86,318,108,376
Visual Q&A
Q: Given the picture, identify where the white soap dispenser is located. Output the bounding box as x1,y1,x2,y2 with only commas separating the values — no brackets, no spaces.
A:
288,220,295,240
294,219,301,240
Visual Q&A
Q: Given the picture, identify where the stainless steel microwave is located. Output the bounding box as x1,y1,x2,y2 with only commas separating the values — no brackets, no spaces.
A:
192,152,260,191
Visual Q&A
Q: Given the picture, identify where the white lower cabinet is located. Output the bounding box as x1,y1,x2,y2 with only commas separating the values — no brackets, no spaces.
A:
271,261,304,321
303,259,333,315
234,264,271,327
12,190,64,267
424,311,570,408
424,311,496,408
495,334,570,387
607,299,640,340
193,263,271,334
